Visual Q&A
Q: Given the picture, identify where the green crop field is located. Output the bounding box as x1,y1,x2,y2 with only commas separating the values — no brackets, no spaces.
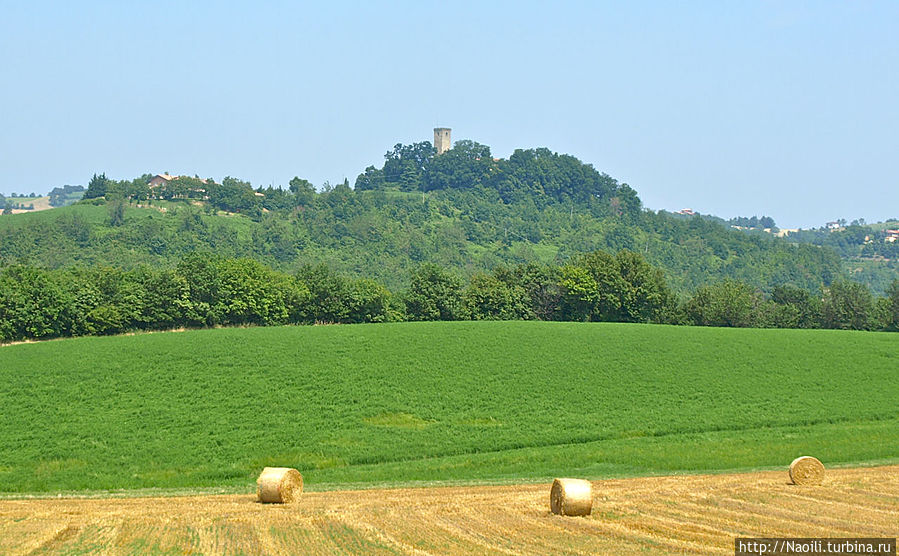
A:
0,321,897,494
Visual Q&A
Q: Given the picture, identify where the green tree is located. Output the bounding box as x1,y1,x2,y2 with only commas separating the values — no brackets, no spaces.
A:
887,279,899,330
297,264,353,323
559,251,627,321
107,199,126,226
131,267,193,330
513,263,563,321
176,253,224,326
613,250,674,322
770,285,821,328
214,258,307,326
821,280,874,330
464,270,529,320
289,176,316,206
687,280,761,327
405,263,467,321
353,166,385,191
208,177,260,213
83,172,110,199
423,140,493,192
0,266,69,340
347,279,401,323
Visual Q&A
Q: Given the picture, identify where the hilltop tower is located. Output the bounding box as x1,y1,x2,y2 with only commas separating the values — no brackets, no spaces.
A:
434,127,451,155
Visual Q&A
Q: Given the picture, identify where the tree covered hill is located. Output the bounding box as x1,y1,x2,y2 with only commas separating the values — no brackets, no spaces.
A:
0,141,846,294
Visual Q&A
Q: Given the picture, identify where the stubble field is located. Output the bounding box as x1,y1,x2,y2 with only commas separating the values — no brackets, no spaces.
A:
2,465,896,555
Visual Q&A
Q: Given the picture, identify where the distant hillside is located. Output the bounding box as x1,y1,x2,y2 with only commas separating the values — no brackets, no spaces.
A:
0,142,851,294
781,221,899,295
0,194,50,214
662,210,899,294
0,185,83,215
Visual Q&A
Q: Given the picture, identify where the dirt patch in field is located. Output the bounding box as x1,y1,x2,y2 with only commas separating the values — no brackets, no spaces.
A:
0,465,896,555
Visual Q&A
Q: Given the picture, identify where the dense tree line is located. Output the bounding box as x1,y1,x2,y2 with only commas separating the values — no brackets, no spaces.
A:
0,192,40,212
356,141,641,215
2,251,896,343
727,215,777,229
48,185,85,207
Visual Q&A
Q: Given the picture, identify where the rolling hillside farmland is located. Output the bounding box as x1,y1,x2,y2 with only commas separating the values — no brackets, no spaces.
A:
0,321,896,494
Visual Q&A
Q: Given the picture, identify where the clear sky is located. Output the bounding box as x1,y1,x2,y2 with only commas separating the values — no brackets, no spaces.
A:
1,1,896,228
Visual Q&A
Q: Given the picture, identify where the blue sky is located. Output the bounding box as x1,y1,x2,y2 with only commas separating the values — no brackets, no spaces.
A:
1,1,896,228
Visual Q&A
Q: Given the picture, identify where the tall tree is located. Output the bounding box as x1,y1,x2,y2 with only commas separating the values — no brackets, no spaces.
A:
404,263,467,321
687,280,762,328
821,280,874,330
83,173,110,199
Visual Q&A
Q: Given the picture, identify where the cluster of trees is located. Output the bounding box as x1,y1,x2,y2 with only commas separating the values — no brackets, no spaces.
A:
2,192,40,198
2,251,897,343
83,173,311,218
356,141,641,215
727,215,777,229
685,279,899,330
48,185,84,207
1,201,34,212
0,193,40,213
0,187,83,214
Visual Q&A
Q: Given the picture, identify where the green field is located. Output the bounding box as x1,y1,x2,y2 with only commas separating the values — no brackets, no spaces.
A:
0,321,897,494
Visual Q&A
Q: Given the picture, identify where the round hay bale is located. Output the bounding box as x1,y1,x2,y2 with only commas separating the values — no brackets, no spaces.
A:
789,456,825,485
550,478,593,516
256,467,303,503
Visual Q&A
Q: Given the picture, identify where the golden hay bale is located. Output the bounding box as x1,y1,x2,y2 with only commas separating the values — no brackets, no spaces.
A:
789,456,825,485
550,478,593,516
256,467,303,503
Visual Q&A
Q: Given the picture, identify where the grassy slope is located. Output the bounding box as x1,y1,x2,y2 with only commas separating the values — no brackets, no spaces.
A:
0,321,897,493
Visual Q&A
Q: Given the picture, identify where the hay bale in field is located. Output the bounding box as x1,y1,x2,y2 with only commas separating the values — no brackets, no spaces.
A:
257,467,303,503
789,456,825,485
550,478,593,516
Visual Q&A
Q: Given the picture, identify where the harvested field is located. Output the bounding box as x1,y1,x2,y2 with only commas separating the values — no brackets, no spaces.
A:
1,465,896,555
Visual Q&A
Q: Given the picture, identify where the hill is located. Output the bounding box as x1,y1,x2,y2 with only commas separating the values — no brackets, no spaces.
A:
0,194,50,214
1,322,896,493
782,221,899,295
0,186,83,215
0,143,848,295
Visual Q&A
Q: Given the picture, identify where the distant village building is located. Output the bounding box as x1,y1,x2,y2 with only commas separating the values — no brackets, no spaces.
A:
147,174,208,188
825,221,842,230
434,127,452,155
676,208,696,216
886,230,899,243
774,229,799,238
147,174,209,199
148,174,177,188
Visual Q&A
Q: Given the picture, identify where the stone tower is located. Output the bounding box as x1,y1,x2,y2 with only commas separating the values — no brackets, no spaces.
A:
434,127,451,155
